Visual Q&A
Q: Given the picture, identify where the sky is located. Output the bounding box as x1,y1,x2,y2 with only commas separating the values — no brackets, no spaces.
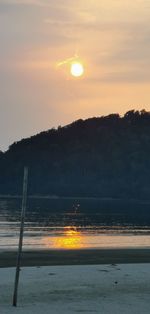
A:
0,0,150,151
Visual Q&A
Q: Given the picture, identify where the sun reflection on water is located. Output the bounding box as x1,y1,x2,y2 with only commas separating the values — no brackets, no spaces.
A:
43,226,84,249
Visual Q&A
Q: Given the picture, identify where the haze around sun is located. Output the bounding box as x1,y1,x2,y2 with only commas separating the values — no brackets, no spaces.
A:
0,0,150,150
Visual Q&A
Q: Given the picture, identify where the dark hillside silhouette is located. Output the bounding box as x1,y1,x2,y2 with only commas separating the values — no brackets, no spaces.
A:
1,109,150,199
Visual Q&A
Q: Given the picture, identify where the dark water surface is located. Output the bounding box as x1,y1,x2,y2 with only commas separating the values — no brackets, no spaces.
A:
1,197,150,250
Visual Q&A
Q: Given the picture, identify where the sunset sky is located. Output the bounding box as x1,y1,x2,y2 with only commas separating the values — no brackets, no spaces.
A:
0,0,150,151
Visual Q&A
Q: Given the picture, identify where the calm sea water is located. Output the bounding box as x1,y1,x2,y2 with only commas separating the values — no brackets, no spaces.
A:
1,197,150,250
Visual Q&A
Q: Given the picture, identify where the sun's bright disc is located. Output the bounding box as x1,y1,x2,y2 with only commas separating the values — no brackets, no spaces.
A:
70,62,84,77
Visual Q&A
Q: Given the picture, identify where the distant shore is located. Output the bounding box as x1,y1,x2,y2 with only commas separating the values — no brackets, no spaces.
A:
1,194,150,204
1,248,150,268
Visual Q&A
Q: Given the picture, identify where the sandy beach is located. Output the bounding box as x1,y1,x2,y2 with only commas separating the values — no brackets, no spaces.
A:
1,249,150,313
1,248,150,268
0,263,150,313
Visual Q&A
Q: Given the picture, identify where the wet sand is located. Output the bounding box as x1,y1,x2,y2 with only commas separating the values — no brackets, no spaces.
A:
1,248,150,268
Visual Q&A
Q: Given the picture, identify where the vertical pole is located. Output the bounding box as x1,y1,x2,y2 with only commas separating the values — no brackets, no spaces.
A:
13,166,28,307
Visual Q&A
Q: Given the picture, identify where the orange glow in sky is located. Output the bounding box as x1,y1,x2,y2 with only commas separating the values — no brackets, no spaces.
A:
1,0,150,150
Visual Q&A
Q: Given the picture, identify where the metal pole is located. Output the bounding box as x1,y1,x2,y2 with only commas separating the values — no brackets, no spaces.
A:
13,166,28,307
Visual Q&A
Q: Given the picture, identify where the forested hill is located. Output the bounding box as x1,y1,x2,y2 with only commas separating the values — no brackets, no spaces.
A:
1,109,150,199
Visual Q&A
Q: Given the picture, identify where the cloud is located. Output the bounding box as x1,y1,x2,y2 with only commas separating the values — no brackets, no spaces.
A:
0,0,47,7
1,0,150,150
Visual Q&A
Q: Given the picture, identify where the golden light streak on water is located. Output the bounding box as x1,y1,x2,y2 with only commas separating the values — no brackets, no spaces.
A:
43,226,84,249
41,227,150,250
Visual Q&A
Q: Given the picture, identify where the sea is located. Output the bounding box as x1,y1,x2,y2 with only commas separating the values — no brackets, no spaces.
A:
1,197,150,251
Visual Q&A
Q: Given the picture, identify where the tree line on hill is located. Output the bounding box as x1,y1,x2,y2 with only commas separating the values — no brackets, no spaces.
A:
0,109,150,199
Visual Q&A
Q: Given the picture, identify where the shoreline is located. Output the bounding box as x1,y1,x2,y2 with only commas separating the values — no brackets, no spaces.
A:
1,194,150,203
1,248,150,268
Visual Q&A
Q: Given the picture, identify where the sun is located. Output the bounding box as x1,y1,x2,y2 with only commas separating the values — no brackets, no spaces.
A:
70,62,84,77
